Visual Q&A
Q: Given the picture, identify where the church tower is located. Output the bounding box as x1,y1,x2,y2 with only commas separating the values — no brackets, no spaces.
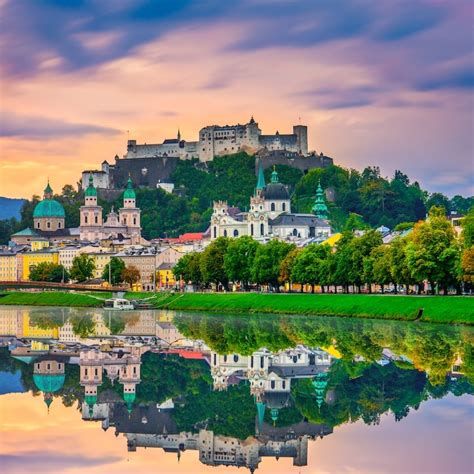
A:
312,180,328,220
80,174,104,241
248,160,269,238
119,177,141,244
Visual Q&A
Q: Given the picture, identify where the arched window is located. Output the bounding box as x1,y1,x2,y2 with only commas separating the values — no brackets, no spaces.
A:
282,381,286,389
224,229,228,237
58,221,61,228
293,228,298,236
282,202,286,212
85,215,88,224
250,356,254,368
250,224,254,236
260,357,265,369
47,222,51,229
94,216,98,224
233,355,239,362
213,226,217,238
271,203,275,212
271,380,275,389
233,229,239,237
260,223,264,236
223,355,227,362
133,217,137,225
37,222,40,229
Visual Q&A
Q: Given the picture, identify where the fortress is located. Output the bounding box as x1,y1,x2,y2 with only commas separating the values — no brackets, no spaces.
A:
82,117,333,191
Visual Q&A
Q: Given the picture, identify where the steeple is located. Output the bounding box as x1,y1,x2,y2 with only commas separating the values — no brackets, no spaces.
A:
177,129,181,141
256,401,266,434
256,160,265,192
312,180,328,219
44,180,53,199
312,372,328,411
270,165,279,183
85,174,97,198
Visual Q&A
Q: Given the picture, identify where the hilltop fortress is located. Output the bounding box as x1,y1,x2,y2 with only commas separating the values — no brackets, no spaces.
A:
82,117,333,191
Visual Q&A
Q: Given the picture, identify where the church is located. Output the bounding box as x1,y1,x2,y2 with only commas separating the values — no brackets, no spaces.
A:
210,162,331,242
79,175,142,244
11,178,143,246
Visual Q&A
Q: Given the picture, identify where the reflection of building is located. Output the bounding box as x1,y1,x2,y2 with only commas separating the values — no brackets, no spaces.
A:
32,356,66,409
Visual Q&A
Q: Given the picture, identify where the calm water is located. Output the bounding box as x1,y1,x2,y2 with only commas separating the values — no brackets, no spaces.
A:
0,306,473,474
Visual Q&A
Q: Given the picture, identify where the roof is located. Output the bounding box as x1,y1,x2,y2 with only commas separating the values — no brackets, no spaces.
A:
158,262,175,270
33,373,65,393
85,175,97,197
123,177,136,199
164,349,205,360
263,183,290,200
33,199,66,218
270,213,329,227
11,227,40,237
163,138,179,144
178,232,204,241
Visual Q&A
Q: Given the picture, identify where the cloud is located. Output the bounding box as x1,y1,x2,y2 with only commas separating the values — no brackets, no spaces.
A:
0,452,121,472
416,65,474,91
0,113,120,139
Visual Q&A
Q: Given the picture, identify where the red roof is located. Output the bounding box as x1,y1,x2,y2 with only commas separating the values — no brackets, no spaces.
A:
178,232,204,241
165,349,205,360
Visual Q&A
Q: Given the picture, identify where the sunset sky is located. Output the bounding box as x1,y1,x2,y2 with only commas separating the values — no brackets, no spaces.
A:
0,0,473,198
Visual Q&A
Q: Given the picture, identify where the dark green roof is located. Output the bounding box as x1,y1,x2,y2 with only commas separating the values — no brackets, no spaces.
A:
123,177,136,199
33,199,65,218
33,373,65,393
44,182,53,195
11,227,40,237
85,175,97,197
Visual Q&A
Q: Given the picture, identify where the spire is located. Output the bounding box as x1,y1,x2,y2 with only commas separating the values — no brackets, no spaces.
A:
177,128,181,141
85,173,97,197
256,401,266,434
270,165,279,183
312,179,328,219
312,372,328,410
256,160,265,192
44,180,53,199
123,176,136,200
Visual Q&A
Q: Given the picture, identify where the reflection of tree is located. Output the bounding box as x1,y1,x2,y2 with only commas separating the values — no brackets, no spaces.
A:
174,313,473,385
69,315,96,338
29,312,64,329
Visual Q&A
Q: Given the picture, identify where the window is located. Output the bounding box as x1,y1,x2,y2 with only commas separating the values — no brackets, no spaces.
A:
282,203,286,212
271,203,275,212
250,224,254,236
213,226,217,238
58,221,61,228
233,355,239,362
233,229,239,237
271,380,275,389
47,222,51,228
260,357,264,369
260,223,264,235
85,215,88,224
133,217,136,225
224,229,227,237
37,222,40,229
94,216,98,224
293,228,298,236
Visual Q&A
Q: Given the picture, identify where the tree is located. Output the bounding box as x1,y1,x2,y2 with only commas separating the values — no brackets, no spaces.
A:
389,237,415,292
279,247,302,291
292,244,331,292
426,193,450,213
460,247,474,284
251,240,294,291
29,262,69,282
102,257,125,285
200,237,230,289
173,252,203,286
461,207,474,248
122,265,141,288
224,236,260,289
371,245,393,293
406,207,460,294
70,254,95,282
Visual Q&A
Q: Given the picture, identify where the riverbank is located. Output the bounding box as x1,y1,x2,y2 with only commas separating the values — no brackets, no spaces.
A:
0,291,472,324
157,293,474,325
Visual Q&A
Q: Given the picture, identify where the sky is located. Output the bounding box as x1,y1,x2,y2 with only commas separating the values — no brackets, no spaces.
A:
0,392,472,473
0,0,473,199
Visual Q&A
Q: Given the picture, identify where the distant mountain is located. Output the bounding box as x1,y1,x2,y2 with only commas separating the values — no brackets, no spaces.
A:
0,197,25,220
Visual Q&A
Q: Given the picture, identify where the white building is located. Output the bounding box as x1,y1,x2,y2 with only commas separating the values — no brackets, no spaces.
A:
210,163,331,242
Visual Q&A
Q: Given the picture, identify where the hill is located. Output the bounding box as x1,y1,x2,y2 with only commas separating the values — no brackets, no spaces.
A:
0,197,25,220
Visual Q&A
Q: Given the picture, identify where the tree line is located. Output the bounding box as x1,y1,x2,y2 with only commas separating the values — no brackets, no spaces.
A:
173,206,474,294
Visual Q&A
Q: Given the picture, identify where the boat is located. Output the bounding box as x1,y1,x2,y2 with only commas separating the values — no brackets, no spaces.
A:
103,298,135,310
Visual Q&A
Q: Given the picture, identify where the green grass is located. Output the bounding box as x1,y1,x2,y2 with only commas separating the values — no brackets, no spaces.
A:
156,292,474,325
1,291,472,325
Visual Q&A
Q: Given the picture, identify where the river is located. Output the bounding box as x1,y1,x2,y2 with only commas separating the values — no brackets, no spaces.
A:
0,306,472,473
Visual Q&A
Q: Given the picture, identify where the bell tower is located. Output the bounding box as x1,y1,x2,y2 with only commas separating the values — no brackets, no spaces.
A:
80,174,103,241
118,177,141,244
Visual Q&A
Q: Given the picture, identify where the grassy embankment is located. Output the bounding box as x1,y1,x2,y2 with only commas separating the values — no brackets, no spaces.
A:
0,291,472,325
157,293,474,325
0,291,163,308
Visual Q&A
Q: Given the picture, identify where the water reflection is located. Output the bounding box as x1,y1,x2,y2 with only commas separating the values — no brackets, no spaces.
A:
0,306,472,472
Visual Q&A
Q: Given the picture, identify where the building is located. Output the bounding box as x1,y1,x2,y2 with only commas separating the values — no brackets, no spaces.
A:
18,248,59,280
11,182,80,245
81,161,110,190
79,175,142,244
58,245,83,270
0,250,21,281
210,163,331,242
156,262,176,289
115,247,158,291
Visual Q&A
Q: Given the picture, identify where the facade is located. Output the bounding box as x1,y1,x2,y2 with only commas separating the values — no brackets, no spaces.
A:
0,251,21,281
79,176,142,244
211,163,331,242
116,247,158,291
19,249,59,280
81,161,110,190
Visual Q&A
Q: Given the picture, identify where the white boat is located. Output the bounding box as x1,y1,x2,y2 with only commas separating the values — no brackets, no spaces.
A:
103,298,135,310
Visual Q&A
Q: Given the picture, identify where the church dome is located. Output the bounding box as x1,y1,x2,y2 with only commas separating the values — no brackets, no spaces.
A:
33,373,66,393
33,199,65,218
85,174,97,197
263,183,290,200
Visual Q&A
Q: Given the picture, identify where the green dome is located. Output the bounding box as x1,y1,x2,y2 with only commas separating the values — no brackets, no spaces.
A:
85,175,97,197
33,373,65,393
33,199,65,218
85,394,97,406
123,177,136,199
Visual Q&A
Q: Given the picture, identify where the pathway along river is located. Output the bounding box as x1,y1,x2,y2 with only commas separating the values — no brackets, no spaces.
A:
0,306,472,473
